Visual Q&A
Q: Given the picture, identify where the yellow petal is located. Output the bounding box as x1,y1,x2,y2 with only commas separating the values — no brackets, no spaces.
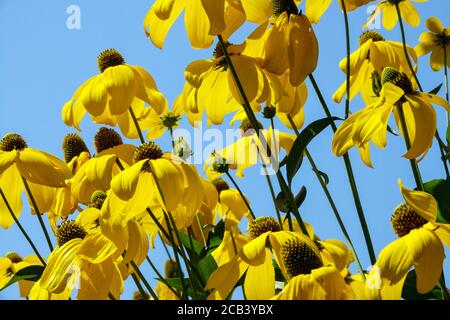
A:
153,0,176,20
17,149,71,187
398,179,437,222
184,0,214,48
111,160,147,200
206,256,248,299
399,1,420,28
0,165,23,229
244,249,275,299
0,150,18,175
86,154,117,190
240,0,271,24
77,232,118,264
382,4,398,30
426,16,443,33
305,0,332,24
201,0,225,35
239,232,269,266
131,66,167,115
411,228,444,293
102,66,136,115
376,236,414,285
227,55,260,103
144,1,186,49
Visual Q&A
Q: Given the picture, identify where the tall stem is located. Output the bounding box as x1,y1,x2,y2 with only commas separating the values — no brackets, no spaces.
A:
340,0,351,119
129,107,145,144
130,261,158,300
394,3,450,177
21,177,54,252
225,172,256,219
145,256,182,299
217,35,310,237
309,74,376,264
0,187,46,265
287,115,366,279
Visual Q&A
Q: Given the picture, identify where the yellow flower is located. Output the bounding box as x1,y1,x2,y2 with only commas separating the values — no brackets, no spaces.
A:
0,133,71,229
305,0,375,24
206,217,285,300
415,16,450,71
204,123,296,179
62,49,166,136
364,0,426,30
183,42,280,125
111,142,203,216
372,179,450,294
261,10,318,87
140,99,184,141
144,0,245,49
347,270,407,300
70,128,135,205
0,253,43,298
332,68,450,167
333,30,417,105
29,211,122,300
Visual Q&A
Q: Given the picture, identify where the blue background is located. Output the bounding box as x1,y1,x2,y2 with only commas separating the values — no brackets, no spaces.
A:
0,0,449,299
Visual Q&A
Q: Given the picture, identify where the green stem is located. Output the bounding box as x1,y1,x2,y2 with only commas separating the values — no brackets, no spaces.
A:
164,211,202,300
129,107,145,144
130,261,158,300
145,256,182,299
169,127,175,150
194,214,207,249
0,187,46,266
340,0,351,119
228,226,238,255
439,276,450,300
309,74,376,265
395,3,450,178
225,172,256,219
131,273,149,300
21,177,54,252
217,35,310,238
287,115,366,279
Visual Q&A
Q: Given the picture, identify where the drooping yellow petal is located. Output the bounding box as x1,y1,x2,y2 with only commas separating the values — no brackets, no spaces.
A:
426,16,443,33
227,55,260,103
153,0,176,20
239,232,269,266
398,179,437,222
184,0,214,48
201,0,225,35
0,150,18,175
0,165,23,229
111,160,147,201
102,66,136,116
16,149,71,188
244,248,275,299
77,232,118,264
205,256,248,300
376,236,414,285
240,0,271,24
399,0,420,28
144,1,186,49
131,66,167,115
305,0,332,24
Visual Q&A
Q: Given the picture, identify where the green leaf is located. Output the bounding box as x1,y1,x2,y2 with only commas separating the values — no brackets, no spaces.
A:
429,83,443,95
423,179,450,224
204,219,225,255
275,186,306,213
286,117,340,185
178,232,203,258
387,124,399,136
198,254,218,283
0,265,44,292
402,270,445,300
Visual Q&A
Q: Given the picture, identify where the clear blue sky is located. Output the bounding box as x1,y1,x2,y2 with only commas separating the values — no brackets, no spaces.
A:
1,0,449,299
